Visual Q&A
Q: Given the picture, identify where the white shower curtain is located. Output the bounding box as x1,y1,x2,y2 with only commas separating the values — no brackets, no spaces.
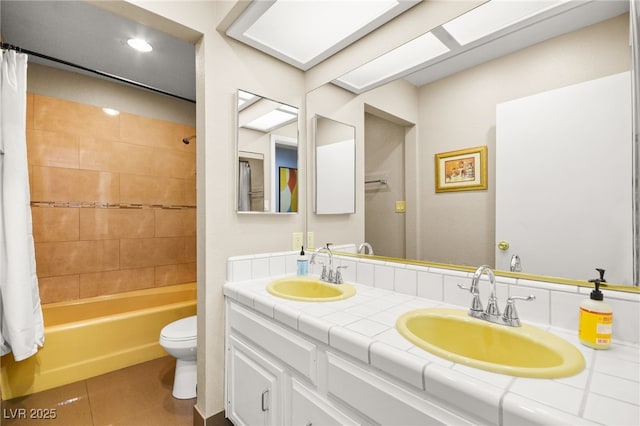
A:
238,161,251,211
0,50,44,361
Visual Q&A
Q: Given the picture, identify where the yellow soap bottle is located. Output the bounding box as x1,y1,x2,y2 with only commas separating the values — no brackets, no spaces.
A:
579,269,612,349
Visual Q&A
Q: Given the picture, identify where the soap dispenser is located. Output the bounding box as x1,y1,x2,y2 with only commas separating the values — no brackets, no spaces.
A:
579,268,612,349
297,246,308,276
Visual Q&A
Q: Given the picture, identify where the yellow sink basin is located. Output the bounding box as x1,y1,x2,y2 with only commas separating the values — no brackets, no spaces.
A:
267,276,356,302
396,308,585,378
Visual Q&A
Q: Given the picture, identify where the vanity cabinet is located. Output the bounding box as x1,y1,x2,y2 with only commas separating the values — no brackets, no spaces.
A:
227,335,285,426
225,299,484,426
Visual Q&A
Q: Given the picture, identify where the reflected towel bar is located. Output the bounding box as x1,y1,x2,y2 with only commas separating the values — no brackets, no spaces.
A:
365,179,388,185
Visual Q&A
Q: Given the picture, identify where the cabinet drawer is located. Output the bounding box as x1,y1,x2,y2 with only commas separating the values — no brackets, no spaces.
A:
229,301,317,383
290,378,360,426
327,353,477,426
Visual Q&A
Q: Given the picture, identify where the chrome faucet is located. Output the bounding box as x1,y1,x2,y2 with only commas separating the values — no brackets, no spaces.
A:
510,254,522,272
358,242,374,255
310,243,346,284
458,265,535,327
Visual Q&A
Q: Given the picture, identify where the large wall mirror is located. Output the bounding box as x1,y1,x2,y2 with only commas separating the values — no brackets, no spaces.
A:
237,90,299,213
305,0,638,288
314,115,356,214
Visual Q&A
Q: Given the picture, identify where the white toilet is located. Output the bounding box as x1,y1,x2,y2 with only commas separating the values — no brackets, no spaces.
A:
159,315,197,399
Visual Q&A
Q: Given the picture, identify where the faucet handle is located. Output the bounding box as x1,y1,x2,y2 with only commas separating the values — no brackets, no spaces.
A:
502,295,535,326
320,264,328,281
457,283,483,313
335,265,348,284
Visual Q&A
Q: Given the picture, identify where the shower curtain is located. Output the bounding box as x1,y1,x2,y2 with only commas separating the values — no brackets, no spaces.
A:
238,161,251,211
0,50,44,361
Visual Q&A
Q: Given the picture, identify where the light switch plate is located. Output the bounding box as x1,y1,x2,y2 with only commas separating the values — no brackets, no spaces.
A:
395,201,406,213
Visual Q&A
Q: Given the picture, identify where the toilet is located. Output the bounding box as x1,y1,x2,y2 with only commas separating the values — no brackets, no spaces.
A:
159,315,197,399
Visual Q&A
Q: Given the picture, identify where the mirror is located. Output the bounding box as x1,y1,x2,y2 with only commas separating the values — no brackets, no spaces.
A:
305,1,637,286
313,115,356,214
237,90,299,213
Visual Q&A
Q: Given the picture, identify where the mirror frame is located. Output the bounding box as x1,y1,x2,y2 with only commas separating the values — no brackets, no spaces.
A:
335,251,640,295
235,89,300,215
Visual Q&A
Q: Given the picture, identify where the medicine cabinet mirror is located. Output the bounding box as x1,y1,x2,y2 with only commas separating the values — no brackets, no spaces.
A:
236,89,299,214
313,115,356,214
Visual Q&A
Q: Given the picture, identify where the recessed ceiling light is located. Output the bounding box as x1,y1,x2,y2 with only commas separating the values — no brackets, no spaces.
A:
443,0,570,46
227,0,420,70
102,107,120,116
334,31,450,93
127,38,153,53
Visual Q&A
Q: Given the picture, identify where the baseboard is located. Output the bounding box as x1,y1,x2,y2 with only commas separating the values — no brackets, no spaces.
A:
193,406,232,426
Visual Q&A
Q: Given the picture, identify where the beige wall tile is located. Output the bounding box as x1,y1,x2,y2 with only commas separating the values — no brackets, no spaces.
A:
35,240,119,277
120,113,185,151
183,236,196,263
31,207,79,242
120,174,184,205
27,129,79,168
184,179,196,206
79,268,155,298
78,136,122,173
120,237,185,269
154,149,196,179
26,93,34,131
31,166,120,203
155,209,196,237
80,209,155,240
33,94,119,139
155,263,196,287
38,275,80,304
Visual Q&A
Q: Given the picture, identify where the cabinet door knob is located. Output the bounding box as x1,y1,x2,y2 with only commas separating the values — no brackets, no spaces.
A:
261,389,270,412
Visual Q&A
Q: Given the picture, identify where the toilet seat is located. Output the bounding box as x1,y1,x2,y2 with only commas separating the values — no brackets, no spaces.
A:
160,315,197,342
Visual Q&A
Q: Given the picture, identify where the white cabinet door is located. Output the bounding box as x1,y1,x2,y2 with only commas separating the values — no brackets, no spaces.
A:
289,378,361,426
227,336,284,426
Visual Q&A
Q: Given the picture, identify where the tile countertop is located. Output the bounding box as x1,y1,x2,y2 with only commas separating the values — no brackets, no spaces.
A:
224,275,640,426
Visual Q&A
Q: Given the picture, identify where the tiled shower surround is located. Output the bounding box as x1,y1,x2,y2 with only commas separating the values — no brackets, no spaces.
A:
26,94,196,303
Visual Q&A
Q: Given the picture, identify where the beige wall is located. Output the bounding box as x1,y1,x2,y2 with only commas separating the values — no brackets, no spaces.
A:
124,0,306,419
417,13,631,267
27,63,196,126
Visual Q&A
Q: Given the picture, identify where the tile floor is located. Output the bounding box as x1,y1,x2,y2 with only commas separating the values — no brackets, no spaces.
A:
1,356,196,426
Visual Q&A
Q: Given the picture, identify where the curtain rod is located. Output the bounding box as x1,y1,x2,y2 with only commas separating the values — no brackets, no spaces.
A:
1,42,195,104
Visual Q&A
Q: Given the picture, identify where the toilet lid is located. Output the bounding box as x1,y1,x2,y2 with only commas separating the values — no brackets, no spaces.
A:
161,315,197,342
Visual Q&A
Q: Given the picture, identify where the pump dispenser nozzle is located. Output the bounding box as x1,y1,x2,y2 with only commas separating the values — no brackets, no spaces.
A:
588,268,607,301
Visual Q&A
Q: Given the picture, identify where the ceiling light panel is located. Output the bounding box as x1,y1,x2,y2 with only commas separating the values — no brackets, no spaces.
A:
443,0,570,46
227,0,420,70
244,109,297,132
334,31,449,93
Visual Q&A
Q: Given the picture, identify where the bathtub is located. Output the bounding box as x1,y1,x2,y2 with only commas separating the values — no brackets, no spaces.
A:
0,282,196,400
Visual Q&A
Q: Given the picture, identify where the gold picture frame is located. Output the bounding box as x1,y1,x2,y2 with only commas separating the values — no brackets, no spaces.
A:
435,145,487,193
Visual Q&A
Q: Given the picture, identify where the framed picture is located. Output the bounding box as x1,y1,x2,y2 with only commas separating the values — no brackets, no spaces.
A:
278,167,298,212
435,146,487,193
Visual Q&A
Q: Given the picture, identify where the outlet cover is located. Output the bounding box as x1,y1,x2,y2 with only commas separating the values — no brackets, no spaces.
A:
307,231,315,250
292,232,304,251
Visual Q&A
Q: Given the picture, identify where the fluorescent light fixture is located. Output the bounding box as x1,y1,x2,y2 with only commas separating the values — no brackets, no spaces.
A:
244,108,297,132
227,0,420,70
335,31,449,93
238,90,260,109
127,38,153,52
443,0,570,46
102,107,120,116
